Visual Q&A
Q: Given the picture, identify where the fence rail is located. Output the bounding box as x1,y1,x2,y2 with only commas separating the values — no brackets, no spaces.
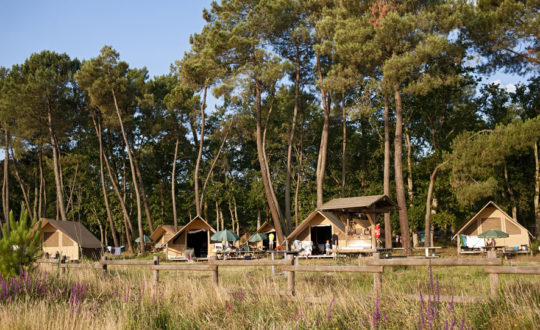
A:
365,257,502,267
484,266,540,274
37,255,539,299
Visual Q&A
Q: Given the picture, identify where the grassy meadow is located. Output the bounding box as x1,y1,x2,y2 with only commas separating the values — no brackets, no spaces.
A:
1,253,539,329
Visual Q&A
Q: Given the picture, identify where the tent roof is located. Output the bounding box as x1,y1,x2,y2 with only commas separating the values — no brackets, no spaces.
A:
166,216,216,244
453,201,533,238
287,210,346,241
150,225,177,242
40,218,102,249
256,221,275,234
319,195,398,213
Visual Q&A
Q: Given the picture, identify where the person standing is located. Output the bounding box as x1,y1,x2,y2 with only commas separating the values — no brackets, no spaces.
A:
268,232,275,250
331,233,339,260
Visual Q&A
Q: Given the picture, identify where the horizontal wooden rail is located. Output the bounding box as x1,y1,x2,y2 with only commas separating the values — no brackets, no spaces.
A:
37,259,62,264
280,265,383,273
100,259,155,265
151,264,217,271
210,259,293,266
366,258,501,267
59,263,102,269
485,266,540,275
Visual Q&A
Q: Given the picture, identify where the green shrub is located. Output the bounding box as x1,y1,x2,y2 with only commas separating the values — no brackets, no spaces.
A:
0,209,41,277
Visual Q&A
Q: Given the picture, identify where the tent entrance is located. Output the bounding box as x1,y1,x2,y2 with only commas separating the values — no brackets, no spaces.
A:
262,231,276,249
187,230,208,257
311,226,332,255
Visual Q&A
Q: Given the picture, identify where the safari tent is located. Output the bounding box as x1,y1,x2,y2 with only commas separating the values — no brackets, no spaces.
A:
287,195,398,254
454,201,532,254
165,216,216,260
39,218,103,260
150,225,177,247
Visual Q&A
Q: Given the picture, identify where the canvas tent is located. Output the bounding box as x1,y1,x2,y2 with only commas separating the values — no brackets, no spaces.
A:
454,201,532,254
39,218,103,260
150,225,177,247
287,195,398,254
165,216,216,260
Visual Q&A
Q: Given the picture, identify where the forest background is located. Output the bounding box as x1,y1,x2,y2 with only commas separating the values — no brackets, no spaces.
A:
0,0,538,253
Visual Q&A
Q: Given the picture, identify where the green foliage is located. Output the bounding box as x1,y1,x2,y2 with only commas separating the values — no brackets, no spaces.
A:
0,209,41,277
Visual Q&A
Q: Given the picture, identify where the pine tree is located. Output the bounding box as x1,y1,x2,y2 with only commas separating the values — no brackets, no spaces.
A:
0,208,41,277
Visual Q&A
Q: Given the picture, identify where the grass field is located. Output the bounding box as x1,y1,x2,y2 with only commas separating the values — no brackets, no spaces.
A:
1,252,539,329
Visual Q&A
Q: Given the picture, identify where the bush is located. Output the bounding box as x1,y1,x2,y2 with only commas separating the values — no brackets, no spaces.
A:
0,209,41,277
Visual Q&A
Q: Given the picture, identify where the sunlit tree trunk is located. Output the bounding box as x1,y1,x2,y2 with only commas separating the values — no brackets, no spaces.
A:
383,97,392,249
194,84,208,217
394,85,411,253
534,142,539,240
341,93,347,198
255,79,285,243
503,162,518,220
2,129,9,227
47,102,67,221
315,52,330,208
285,53,300,233
171,139,179,231
111,89,143,252
91,112,119,247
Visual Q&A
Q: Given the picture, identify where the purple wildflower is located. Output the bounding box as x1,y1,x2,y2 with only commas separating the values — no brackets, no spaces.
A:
328,297,335,319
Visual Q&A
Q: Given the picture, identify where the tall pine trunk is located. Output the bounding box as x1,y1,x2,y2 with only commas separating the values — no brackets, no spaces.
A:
9,144,32,221
131,149,154,232
194,84,208,217
38,150,44,220
285,55,300,234
315,52,330,207
172,139,179,231
111,89,144,253
534,142,539,240
405,128,414,203
341,93,347,198
254,79,284,244
425,164,443,247
295,108,305,228
47,102,67,221
91,113,119,247
393,85,411,252
3,129,9,227
215,201,220,231
383,97,392,249
503,162,518,220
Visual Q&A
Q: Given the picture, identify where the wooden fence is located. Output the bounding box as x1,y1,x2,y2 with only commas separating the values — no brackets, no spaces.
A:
37,254,540,300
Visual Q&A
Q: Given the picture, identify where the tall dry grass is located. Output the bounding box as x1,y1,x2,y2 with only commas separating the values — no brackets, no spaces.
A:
0,258,538,329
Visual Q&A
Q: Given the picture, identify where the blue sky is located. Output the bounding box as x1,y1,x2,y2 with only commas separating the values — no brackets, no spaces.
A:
1,1,213,77
0,1,532,90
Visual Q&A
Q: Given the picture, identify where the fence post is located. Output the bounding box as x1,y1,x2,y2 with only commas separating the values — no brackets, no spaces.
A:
489,273,499,296
101,256,108,275
372,252,382,295
212,265,219,287
271,252,275,276
287,255,295,296
487,250,497,259
153,256,159,285
295,256,299,266
60,258,66,275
